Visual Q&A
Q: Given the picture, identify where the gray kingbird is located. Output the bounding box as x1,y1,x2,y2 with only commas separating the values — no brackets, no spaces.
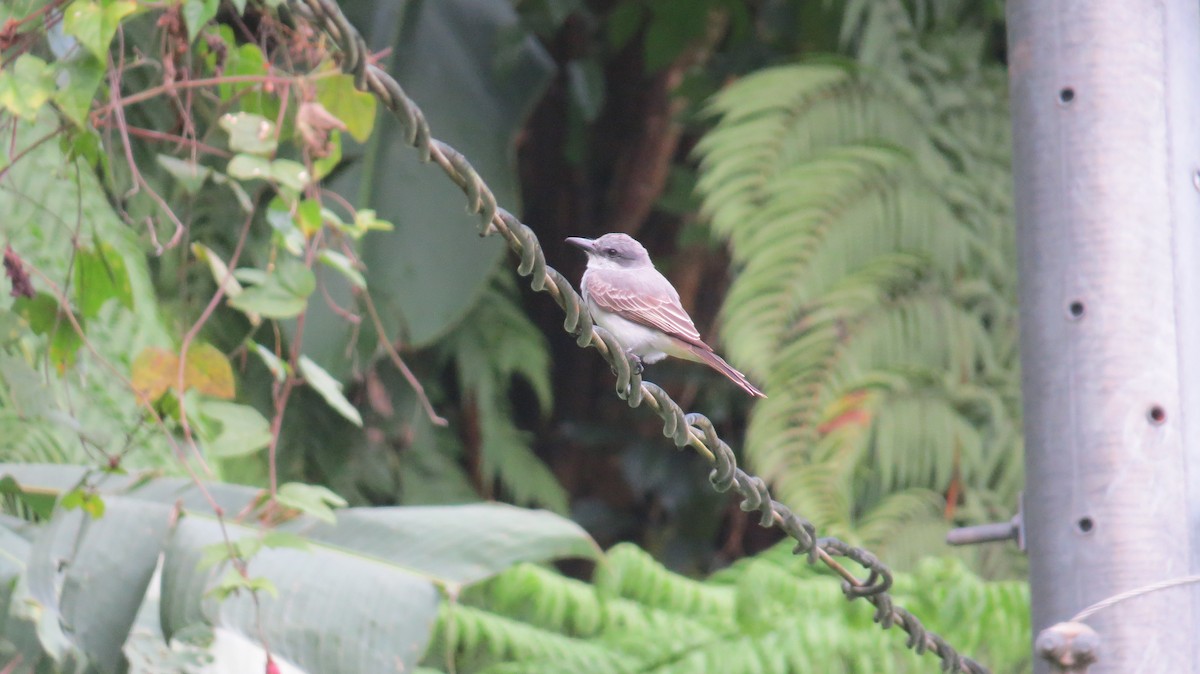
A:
566,233,765,398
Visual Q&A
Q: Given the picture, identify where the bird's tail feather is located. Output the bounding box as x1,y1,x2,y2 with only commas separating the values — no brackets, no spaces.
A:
684,344,766,398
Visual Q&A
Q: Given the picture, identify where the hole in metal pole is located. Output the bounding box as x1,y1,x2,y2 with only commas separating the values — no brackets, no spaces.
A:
1067,300,1085,320
1077,517,1094,534
1149,405,1167,425
1059,87,1075,104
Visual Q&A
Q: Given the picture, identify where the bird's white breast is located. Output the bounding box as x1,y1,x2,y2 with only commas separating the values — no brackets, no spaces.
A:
582,280,680,364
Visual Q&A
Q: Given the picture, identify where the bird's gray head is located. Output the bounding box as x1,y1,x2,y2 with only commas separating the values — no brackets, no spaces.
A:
565,233,652,270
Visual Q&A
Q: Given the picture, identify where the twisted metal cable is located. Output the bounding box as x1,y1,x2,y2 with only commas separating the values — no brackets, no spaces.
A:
290,1,988,671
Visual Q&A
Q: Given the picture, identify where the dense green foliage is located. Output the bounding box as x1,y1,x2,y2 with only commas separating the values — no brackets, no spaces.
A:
0,465,597,672
695,1,1021,568
426,543,1029,674
0,0,1029,671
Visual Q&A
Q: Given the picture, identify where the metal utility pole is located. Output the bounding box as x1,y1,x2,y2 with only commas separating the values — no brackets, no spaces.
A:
1007,1,1200,672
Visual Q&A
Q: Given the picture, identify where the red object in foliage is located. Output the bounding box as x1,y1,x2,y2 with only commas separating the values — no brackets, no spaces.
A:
3,245,34,299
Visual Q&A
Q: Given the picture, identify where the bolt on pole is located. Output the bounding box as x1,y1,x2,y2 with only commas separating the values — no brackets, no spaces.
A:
1006,0,1200,672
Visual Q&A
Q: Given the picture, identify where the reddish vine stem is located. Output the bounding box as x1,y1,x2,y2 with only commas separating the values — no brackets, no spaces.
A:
361,292,447,427
91,120,232,158
175,206,258,476
107,40,186,253
91,72,338,118
0,125,65,183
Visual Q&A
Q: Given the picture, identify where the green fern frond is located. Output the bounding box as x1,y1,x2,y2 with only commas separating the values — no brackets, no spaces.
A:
437,271,565,512
428,603,631,674
474,407,567,513
443,272,553,416
447,541,1029,674
0,306,177,471
594,544,736,630
695,4,1020,556
465,563,606,637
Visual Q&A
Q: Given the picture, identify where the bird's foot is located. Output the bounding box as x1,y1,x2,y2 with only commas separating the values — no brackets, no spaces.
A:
626,350,644,375
608,350,644,377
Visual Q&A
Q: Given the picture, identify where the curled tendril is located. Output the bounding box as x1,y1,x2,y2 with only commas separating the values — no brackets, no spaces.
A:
292,2,990,671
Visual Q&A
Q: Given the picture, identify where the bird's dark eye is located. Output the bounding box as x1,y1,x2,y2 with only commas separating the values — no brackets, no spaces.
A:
605,248,618,257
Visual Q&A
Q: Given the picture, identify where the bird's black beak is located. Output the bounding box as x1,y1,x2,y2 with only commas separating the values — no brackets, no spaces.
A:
565,236,595,253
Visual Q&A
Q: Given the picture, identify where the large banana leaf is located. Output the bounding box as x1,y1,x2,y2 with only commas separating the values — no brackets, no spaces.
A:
24,500,172,672
0,464,599,673
305,0,555,374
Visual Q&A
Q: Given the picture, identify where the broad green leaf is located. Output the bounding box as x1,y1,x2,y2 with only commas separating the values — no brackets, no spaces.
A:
234,268,269,286
159,504,597,673
13,292,83,370
295,199,322,236
54,54,105,127
0,520,42,662
228,283,307,319
277,257,317,296
198,539,238,571
210,170,255,212
61,0,137,60
281,503,600,588
218,42,265,100
182,0,219,43
196,400,271,458
228,260,315,319
74,242,133,319
0,474,56,519
161,517,440,674
0,465,261,514
265,199,306,255
276,482,347,524
311,130,343,180
192,243,261,325
317,250,366,289
0,55,55,119
219,112,278,155
297,356,362,427
226,153,272,181
218,43,274,118
0,1,56,25
353,209,393,234
200,531,308,570
28,498,172,672
269,159,311,192
3,465,598,580
313,74,377,142
249,342,288,382
59,487,105,518
158,155,214,195
261,531,309,551
209,565,273,601
314,0,555,376
60,126,104,168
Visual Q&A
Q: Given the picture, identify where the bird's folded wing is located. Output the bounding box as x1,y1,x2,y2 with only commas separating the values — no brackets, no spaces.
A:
586,271,706,347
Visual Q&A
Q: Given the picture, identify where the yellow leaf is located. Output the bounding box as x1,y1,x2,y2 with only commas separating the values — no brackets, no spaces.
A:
185,343,236,400
131,347,179,402
132,344,236,402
